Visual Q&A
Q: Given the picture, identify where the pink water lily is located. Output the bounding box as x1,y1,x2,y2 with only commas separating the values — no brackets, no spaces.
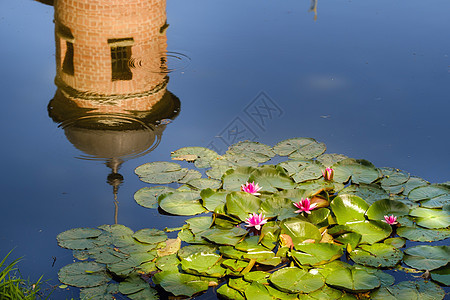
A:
383,215,398,225
322,167,334,181
245,213,268,230
241,181,262,195
293,198,317,214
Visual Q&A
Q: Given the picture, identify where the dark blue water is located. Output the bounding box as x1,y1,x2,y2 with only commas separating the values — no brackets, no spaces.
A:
0,0,449,298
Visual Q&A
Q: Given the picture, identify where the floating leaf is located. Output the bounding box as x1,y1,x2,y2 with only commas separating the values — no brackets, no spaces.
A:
291,243,343,266
134,162,188,184
325,265,380,292
200,189,228,211
316,153,348,167
118,274,148,295
187,178,222,190
408,184,450,203
225,192,261,221
402,176,429,195
269,267,325,293
170,146,219,168
338,184,389,205
334,232,362,251
370,280,445,300
222,167,256,191
57,228,102,250
134,186,176,209
409,207,450,229
156,254,180,271
217,283,245,300
403,245,450,271
350,243,403,267
247,165,296,192
178,169,202,184
379,167,410,193
185,216,213,234
384,237,405,248
430,264,450,286
332,158,380,184
201,227,247,246
273,137,326,159
153,270,209,297
80,284,118,300
365,199,410,221
280,218,322,245
159,191,205,216
132,228,167,244
157,238,181,257
278,160,324,183
244,281,273,300
397,226,450,242
181,252,226,277
58,262,110,288
306,208,331,226
259,196,298,221
330,194,369,225
345,220,392,244
228,141,275,163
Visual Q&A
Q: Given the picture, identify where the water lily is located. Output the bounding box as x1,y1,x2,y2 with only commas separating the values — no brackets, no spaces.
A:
322,167,334,181
293,198,318,214
241,181,262,195
383,215,398,225
244,213,268,230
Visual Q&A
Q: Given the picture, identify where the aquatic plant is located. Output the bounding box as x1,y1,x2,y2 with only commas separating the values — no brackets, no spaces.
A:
56,138,449,299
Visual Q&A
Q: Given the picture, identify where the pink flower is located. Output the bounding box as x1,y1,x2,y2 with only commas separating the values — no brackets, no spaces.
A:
244,213,268,230
293,198,318,214
383,215,398,225
241,181,262,195
322,167,334,181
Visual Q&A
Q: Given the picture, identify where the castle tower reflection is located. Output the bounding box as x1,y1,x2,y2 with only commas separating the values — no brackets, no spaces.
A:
47,0,180,223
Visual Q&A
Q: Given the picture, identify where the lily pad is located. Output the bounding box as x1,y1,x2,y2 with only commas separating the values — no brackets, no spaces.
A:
217,283,245,300
200,189,228,211
201,227,248,246
170,146,219,168
325,265,380,292
365,199,410,221
273,137,326,160
79,284,119,300
332,158,380,184
132,228,167,244
227,141,275,163
225,192,261,221
180,252,226,277
403,245,450,271
247,165,296,192
370,280,445,300
397,226,450,242
280,218,322,245
316,153,348,167
118,274,149,295
159,191,205,216
222,167,256,191
134,161,188,184
57,228,102,250
430,264,450,286
152,270,209,297
177,169,203,184
345,220,392,244
244,282,273,300
134,186,175,209
402,176,429,195
187,178,222,190
291,243,343,266
259,196,298,221
269,267,325,293
58,261,110,288
338,184,389,205
408,184,450,203
409,207,450,229
349,243,403,267
330,194,369,225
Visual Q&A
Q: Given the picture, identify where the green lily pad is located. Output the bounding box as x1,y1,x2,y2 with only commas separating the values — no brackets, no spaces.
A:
155,254,180,271
107,252,156,276
430,264,450,286
180,252,226,277
228,141,275,163
88,246,128,264
354,265,395,287
244,281,273,300
397,226,450,242
379,167,409,194
152,270,209,297
200,189,228,211
330,194,369,225
159,191,205,216
335,232,362,251
217,283,245,300
118,274,148,295
134,186,176,209
403,245,450,271
244,271,271,284
273,137,326,160
280,218,322,245
337,184,389,205
177,169,203,184
370,280,445,300
132,228,167,244
225,192,261,221
291,243,343,266
408,184,450,202
306,208,331,226
349,243,403,267
247,165,296,192
222,167,256,191
259,196,298,221
134,161,188,184
365,199,410,221
402,176,429,195
345,220,392,244
332,158,380,184
170,146,219,168
57,228,102,250
316,153,348,167
384,237,405,248
200,227,248,246
325,265,380,292
80,284,118,300
409,207,450,229
187,178,222,190
185,216,213,234
278,160,324,183
269,267,325,293
58,262,110,288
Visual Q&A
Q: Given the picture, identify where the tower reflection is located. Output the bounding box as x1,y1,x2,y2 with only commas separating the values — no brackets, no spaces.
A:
47,0,180,223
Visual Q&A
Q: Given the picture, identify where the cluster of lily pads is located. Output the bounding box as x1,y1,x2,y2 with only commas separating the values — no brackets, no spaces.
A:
57,138,449,299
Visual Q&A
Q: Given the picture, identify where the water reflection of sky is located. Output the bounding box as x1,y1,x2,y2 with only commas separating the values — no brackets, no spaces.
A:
0,0,449,298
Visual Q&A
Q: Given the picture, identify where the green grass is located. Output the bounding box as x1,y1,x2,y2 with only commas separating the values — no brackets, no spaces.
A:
0,250,48,300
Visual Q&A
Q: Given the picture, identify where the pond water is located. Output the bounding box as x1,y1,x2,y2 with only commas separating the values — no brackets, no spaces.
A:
0,0,449,299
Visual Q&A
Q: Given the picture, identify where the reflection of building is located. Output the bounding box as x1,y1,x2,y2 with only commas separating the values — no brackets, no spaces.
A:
47,0,180,223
